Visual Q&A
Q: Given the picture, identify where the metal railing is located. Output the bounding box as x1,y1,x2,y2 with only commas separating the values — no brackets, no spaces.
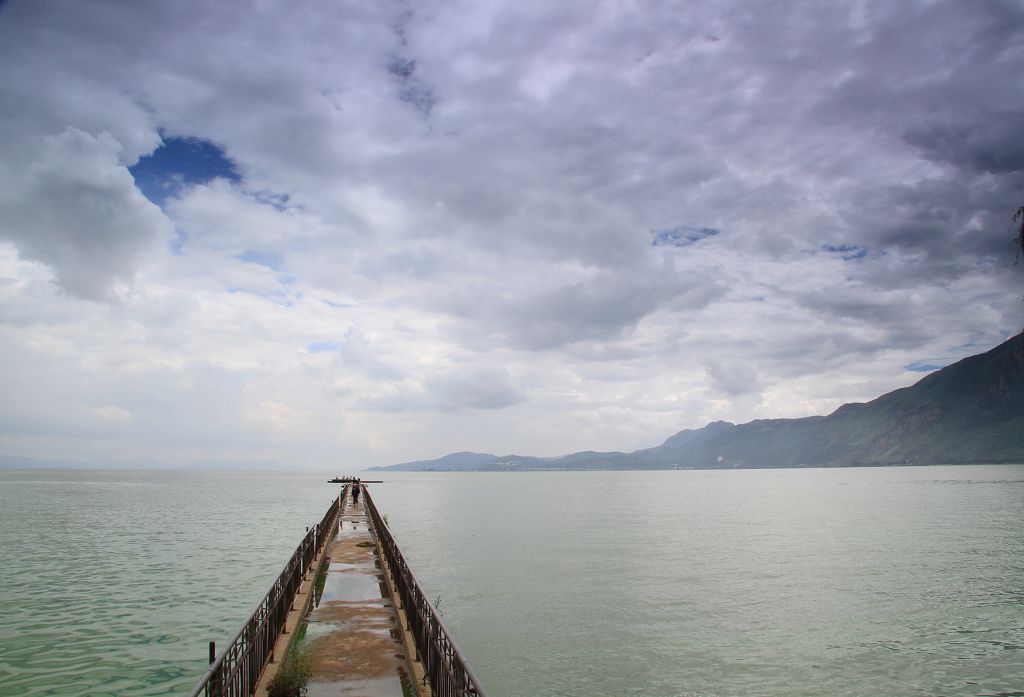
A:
363,487,489,697
186,487,348,697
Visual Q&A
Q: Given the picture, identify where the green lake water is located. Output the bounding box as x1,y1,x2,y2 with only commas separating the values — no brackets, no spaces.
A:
0,469,339,697
1,466,1023,696
371,466,1024,697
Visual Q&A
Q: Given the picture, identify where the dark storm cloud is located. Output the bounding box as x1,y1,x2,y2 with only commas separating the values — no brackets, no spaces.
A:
705,359,760,397
423,366,524,411
842,174,1024,277
793,290,907,326
0,129,172,299
794,0,1024,285
905,115,1024,175
2,0,1024,466
440,265,724,351
387,56,436,118
366,365,524,412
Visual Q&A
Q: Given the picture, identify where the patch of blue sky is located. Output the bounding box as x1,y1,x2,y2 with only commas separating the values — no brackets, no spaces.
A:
237,249,284,272
168,229,187,255
651,225,720,247
904,360,945,372
949,335,1000,359
251,190,294,211
322,299,352,309
822,243,869,261
307,341,341,353
129,135,241,206
225,287,292,306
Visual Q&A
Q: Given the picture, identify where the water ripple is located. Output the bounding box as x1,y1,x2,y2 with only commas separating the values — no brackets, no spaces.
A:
0,469,341,697
371,465,1024,697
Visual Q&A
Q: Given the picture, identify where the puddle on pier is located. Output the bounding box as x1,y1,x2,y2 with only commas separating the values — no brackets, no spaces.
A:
302,499,412,696
296,620,338,642
335,520,365,537
326,539,378,564
319,563,386,603
309,601,395,628
303,615,410,694
306,672,414,697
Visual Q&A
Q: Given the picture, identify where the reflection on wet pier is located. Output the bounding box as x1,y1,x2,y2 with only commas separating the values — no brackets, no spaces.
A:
300,496,414,696
188,482,486,697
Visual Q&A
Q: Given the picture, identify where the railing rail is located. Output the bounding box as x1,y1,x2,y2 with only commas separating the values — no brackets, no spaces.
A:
186,486,348,697
363,487,489,697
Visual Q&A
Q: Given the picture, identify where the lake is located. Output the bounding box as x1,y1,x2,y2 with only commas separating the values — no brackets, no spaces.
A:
1,466,1022,696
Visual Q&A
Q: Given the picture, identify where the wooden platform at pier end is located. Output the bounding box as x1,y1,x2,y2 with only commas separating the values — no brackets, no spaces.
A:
297,496,420,697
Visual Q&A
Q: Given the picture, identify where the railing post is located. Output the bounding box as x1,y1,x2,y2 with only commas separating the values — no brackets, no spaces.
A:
304,527,310,578
191,487,485,697
208,641,219,697
362,486,489,697
186,495,353,697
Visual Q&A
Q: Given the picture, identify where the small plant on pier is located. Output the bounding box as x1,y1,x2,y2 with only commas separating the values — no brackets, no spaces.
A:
267,648,312,697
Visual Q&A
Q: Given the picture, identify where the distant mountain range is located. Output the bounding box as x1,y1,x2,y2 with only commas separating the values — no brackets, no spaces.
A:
370,332,1024,471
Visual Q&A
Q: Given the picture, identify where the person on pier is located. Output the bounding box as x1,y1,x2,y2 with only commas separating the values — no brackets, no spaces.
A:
352,481,360,504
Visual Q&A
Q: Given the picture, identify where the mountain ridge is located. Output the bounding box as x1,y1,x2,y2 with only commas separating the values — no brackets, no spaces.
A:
370,332,1024,471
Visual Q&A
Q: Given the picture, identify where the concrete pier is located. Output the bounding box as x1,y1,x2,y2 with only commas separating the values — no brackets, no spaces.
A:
299,495,416,697
190,487,456,697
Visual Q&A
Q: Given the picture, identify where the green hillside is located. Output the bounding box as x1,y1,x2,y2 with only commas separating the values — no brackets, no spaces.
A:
374,332,1024,470
650,331,1024,467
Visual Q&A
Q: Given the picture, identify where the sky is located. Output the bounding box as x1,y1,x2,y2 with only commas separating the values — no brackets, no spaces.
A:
0,0,1022,470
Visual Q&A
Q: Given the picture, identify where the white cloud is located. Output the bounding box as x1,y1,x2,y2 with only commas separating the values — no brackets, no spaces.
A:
0,0,1021,468
0,128,174,300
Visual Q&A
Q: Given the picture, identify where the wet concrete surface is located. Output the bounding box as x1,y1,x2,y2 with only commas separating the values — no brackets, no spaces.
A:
306,675,410,697
301,498,413,697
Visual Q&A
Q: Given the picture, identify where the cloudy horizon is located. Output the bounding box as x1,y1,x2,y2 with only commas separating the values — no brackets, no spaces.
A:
1,0,1022,469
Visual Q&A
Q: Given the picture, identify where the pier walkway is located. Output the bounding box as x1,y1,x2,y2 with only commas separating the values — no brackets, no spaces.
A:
300,495,416,697
191,483,484,697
